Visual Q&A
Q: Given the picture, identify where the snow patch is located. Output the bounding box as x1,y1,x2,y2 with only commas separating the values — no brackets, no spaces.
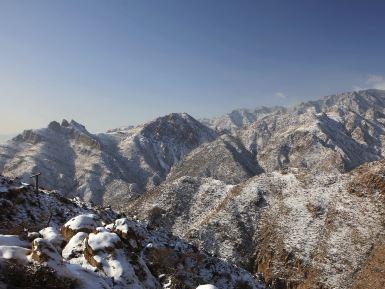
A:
0,246,30,263
196,285,218,289
64,214,99,231
87,231,120,252
39,227,64,250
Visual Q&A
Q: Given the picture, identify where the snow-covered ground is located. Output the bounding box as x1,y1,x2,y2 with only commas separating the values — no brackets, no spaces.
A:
0,175,265,289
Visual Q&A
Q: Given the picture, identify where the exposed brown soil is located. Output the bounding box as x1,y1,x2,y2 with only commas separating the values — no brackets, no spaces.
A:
352,242,385,289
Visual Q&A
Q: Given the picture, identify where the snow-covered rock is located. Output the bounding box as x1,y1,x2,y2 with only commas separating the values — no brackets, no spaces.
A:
61,214,100,241
87,231,121,252
39,227,64,251
62,232,87,259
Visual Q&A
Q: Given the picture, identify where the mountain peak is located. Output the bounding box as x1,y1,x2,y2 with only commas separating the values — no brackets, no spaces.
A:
45,119,90,135
153,112,195,123
47,120,61,131
61,119,70,127
69,119,89,133
140,112,216,142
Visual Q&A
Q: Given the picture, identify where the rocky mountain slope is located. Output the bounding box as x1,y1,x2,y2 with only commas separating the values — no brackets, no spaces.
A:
236,89,385,173
166,134,263,185
128,159,385,289
201,107,285,133
0,113,216,206
0,175,265,289
124,89,385,288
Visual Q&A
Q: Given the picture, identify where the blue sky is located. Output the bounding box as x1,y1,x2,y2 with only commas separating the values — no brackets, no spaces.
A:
1,0,385,134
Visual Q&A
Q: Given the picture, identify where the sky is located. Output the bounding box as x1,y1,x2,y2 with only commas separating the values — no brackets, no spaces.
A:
1,0,385,135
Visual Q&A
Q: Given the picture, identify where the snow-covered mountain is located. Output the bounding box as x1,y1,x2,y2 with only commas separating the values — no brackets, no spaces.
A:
3,89,385,209
0,113,216,206
201,106,285,133
237,89,385,173
128,157,385,289
2,89,385,288
124,89,385,288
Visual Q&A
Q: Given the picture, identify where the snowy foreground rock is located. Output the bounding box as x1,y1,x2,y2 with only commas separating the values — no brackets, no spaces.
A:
0,176,265,289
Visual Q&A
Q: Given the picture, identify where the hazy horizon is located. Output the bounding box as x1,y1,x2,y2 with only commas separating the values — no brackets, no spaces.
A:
1,1,385,134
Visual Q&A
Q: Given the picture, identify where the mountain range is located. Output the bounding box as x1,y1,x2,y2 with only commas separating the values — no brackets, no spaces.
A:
2,89,385,288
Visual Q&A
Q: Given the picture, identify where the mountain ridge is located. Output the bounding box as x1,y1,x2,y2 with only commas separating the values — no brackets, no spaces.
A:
0,112,217,205
1,89,385,207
